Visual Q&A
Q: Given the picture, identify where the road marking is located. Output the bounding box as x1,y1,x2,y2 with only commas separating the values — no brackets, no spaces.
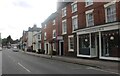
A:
18,62,31,72
87,67,119,75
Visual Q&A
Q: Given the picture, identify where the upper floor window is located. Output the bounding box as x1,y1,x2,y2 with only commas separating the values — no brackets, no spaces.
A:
104,2,116,23
86,9,94,27
53,19,55,25
38,34,41,40
53,30,56,38
72,15,78,31
62,7,66,17
62,19,67,34
44,32,46,40
85,0,93,7
44,24,46,29
71,1,77,13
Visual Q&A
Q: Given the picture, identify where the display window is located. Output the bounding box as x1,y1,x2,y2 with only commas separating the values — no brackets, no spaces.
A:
101,30,119,57
79,34,90,55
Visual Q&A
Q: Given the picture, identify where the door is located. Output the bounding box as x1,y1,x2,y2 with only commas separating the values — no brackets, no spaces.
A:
59,41,64,56
91,33,99,58
46,44,48,54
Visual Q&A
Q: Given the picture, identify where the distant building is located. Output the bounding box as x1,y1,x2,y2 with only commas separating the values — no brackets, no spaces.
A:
22,25,41,52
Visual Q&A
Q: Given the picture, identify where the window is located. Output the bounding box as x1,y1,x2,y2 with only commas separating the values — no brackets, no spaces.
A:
62,7,66,17
38,34,40,39
38,34,41,40
85,0,93,7
72,15,78,31
44,32,46,40
86,9,94,27
79,34,90,55
104,3,116,23
53,30,56,38
53,19,55,25
44,24,46,29
71,1,77,13
62,19,67,34
53,43,56,51
68,35,74,51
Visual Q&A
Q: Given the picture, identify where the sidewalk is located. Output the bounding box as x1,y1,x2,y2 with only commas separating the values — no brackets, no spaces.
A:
21,51,120,74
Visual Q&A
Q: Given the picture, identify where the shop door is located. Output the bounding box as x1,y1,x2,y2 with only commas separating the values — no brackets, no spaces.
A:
91,33,99,58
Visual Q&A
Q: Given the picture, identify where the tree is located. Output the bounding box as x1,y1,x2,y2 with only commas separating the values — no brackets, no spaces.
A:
6,35,13,44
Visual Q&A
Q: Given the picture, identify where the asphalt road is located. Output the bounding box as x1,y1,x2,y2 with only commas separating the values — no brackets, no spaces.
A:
2,49,117,74
0,51,2,75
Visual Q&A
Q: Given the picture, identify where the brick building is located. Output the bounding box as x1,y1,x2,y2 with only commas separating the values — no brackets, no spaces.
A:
41,0,120,61
57,1,120,61
41,12,58,55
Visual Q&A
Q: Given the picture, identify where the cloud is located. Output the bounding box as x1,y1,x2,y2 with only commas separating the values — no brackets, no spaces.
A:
12,0,32,8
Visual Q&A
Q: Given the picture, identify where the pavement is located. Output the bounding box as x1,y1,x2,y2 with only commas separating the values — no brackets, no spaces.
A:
22,51,120,74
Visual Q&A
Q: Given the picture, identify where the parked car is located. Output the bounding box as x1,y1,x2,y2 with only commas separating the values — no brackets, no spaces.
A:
0,47,2,51
12,47,19,52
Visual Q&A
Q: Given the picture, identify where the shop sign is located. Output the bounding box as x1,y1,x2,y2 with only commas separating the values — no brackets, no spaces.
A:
79,27,104,33
57,36,63,40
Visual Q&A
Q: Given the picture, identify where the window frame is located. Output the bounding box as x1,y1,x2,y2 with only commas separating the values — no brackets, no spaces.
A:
62,7,67,17
85,0,93,7
85,9,94,27
62,19,67,35
71,1,77,13
72,15,78,32
53,30,56,39
53,19,56,25
104,2,116,23
68,35,74,52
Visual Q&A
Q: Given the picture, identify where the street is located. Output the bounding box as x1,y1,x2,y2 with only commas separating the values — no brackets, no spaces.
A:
2,49,118,74
0,51,2,75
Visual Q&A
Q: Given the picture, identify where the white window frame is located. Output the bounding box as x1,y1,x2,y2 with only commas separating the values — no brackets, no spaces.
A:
53,43,56,51
62,7,66,17
53,19,55,25
68,35,74,52
62,19,67,35
71,1,77,13
44,32,46,40
72,15,78,32
104,1,116,23
53,30,56,39
85,9,94,27
85,0,93,7
44,24,46,29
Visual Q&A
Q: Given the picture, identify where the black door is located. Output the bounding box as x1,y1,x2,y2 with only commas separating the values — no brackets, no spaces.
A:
61,42,63,56
46,44,48,54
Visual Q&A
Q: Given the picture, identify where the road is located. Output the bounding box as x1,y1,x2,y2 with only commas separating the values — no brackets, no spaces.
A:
0,51,2,75
2,49,118,74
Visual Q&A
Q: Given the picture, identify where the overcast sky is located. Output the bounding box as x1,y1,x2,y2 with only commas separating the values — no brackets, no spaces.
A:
0,0,57,40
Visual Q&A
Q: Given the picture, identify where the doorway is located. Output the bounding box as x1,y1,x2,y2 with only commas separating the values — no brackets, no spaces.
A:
59,41,64,56
91,33,99,58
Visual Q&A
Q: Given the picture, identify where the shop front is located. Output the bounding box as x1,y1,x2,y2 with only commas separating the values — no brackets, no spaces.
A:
77,22,120,61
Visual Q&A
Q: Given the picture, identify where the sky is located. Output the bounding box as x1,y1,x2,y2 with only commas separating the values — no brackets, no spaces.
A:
0,0,57,40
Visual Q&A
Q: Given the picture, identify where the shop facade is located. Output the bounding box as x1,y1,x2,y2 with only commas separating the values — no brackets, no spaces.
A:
77,22,119,61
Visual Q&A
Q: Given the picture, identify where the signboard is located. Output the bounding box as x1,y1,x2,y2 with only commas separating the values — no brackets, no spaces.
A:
57,36,63,40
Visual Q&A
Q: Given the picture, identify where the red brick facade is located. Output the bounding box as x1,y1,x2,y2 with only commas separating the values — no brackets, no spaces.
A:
41,1,120,60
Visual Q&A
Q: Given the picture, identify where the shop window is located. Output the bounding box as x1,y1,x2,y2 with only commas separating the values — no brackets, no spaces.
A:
68,35,74,51
79,34,90,55
101,30,119,57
